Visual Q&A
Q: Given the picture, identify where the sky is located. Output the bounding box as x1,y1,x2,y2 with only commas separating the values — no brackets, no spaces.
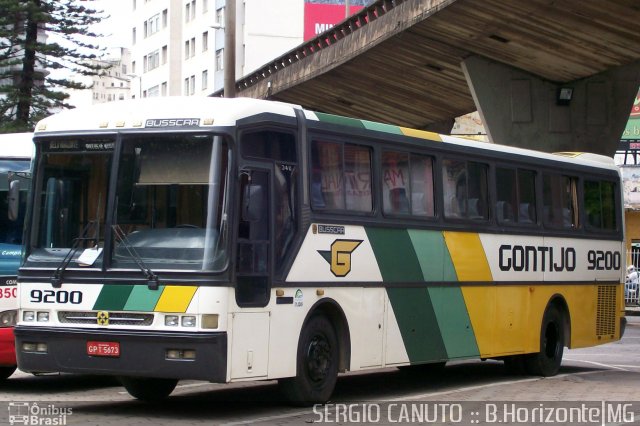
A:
65,1,130,107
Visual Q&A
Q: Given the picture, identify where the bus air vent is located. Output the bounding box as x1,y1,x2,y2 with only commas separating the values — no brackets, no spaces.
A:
596,285,617,337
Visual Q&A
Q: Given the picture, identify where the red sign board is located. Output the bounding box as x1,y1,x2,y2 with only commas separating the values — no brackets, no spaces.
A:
304,3,364,41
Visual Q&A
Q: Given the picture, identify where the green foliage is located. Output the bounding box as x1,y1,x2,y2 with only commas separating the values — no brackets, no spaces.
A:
0,0,108,132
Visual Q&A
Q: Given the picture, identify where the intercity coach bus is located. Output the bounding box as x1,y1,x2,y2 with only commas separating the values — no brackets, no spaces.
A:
0,132,33,379
15,97,625,403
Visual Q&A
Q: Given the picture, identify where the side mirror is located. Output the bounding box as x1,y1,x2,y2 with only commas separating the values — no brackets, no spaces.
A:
242,183,264,222
8,180,20,221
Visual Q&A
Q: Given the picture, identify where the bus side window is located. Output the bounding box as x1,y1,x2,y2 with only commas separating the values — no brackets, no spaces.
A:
543,173,578,229
584,179,617,230
382,151,410,215
311,141,344,210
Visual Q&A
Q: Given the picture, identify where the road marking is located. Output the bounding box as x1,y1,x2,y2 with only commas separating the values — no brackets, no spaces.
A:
563,358,630,371
219,369,613,425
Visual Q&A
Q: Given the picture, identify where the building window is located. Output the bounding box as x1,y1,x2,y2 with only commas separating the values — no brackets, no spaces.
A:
132,0,136,11
185,40,190,59
202,31,208,52
162,45,168,64
131,60,136,74
191,1,196,20
144,49,160,72
190,37,195,58
147,85,160,97
119,94,125,100
161,81,167,96
216,7,224,26
203,0,208,13
132,27,136,45
202,70,208,90
162,9,168,28
215,49,223,71
190,75,195,95
184,78,189,95
146,13,161,37
185,3,190,22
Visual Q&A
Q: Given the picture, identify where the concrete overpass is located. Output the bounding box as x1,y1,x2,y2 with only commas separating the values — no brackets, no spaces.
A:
223,0,640,155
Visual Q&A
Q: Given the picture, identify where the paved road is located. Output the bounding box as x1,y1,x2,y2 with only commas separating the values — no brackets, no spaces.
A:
0,316,639,425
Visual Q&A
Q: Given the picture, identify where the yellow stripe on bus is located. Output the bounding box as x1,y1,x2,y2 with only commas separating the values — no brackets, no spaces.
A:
154,286,198,312
443,231,492,281
399,127,442,141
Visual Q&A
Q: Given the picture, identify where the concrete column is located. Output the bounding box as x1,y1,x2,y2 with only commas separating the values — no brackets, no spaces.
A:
461,55,640,156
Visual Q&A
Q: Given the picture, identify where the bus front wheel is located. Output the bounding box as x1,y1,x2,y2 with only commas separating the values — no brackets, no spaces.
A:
119,376,178,402
525,305,565,376
279,314,339,406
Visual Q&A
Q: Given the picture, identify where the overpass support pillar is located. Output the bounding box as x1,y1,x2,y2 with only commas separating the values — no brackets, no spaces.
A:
461,56,640,156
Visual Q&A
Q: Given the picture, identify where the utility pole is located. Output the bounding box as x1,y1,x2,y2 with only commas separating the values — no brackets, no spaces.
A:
224,0,236,98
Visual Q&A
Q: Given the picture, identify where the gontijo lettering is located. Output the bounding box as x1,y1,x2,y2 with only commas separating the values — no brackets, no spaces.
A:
145,118,200,127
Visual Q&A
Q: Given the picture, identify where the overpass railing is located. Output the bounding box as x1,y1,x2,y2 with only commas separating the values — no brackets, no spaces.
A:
220,0,406,96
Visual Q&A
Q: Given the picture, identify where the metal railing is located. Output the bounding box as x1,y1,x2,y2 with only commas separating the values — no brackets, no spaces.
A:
625,251,639,306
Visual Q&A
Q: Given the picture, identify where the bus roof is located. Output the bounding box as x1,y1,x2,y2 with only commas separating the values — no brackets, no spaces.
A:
34,97,617,172
0,132,34,159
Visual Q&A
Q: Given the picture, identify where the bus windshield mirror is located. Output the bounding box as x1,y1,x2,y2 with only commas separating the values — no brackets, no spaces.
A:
7,180,20,221
111,224,159,290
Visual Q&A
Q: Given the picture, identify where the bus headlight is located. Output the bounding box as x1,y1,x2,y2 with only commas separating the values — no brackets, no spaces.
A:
37,312,50,322
164,315,179,327
181,316,196,327
23,311,35,322
0,310,17,327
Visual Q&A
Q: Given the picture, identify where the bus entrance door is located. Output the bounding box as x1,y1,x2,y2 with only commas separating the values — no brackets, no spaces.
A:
232,169,271,379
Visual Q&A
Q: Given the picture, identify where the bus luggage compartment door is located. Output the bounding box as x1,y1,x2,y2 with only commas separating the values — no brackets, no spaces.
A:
230,312,269,379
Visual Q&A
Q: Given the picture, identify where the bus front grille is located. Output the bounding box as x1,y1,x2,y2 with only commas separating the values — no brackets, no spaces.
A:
596,285,617,337
58,311,154,326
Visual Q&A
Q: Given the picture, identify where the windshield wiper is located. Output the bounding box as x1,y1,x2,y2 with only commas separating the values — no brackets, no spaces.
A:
51,221,99,288
112,224,160,290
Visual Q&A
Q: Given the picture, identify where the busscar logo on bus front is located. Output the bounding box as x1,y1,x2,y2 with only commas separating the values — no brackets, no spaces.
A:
318,240,362,277
96,311,109,326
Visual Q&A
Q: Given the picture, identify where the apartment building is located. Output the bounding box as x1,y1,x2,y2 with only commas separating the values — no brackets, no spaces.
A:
127,0,373,99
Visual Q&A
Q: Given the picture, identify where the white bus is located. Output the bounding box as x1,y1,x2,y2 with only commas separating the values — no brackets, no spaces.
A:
0,132,33,379
15,98,624,403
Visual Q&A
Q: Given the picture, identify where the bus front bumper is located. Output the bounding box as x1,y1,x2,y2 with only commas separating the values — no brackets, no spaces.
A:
14,326,227,382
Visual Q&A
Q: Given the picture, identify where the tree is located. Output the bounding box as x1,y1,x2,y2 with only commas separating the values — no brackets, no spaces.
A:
0,0,107,132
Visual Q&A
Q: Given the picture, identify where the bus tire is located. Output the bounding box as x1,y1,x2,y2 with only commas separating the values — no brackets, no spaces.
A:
525,305,565,377
279,314,339,406
119,376,178,402
0,366,16,380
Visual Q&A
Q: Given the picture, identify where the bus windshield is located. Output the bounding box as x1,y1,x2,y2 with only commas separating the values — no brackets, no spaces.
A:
112,134,229,271
27,134,230,272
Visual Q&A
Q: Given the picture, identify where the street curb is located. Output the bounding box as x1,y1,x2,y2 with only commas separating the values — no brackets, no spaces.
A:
625,308,640,316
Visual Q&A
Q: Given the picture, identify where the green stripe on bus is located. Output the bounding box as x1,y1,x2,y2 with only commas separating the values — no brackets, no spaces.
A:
362,120,403,135
387,287,448,363
93,285,135,311
407,229,458,281
314,112,366,129
428,287,480,359
366,228,423,281
123,285,166,311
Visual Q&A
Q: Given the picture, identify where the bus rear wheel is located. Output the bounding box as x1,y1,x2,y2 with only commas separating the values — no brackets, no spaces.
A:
119,376,178,402
279,314,339,406
525,305,565,376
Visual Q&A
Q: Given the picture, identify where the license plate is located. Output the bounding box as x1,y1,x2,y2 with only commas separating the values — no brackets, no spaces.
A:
87,341,120,357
